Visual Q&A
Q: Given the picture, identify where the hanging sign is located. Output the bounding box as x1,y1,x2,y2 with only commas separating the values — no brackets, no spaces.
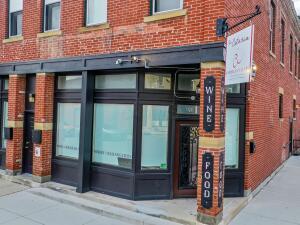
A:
202,153,214,209
203,76,215,132
225,25,254,85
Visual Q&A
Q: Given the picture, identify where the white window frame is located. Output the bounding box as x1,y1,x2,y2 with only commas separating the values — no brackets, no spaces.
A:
44,0,61,32
9,0,23,37
86,0,107,26
152,0,183,14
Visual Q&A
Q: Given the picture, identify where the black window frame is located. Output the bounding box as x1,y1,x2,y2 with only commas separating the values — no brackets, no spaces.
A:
0,78,9,170
44,1,61,32
152,0,183,14
280,19,285,64
9,10,23,37
270,0,276,53
293,99,297,120
279,93,284,119
85,0,107,27
290,34,293,73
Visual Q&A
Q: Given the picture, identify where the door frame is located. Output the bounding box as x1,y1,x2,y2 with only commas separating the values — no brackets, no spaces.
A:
224,104,246,197
22,111,34,174
173,120,199,198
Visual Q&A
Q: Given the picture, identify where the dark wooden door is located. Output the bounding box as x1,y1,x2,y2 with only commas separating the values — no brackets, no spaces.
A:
23,112,34,174
173,121,199,198
289,120,293,154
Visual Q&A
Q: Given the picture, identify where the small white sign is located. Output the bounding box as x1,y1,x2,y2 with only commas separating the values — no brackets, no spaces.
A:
35,147,41,157
225,25,254,85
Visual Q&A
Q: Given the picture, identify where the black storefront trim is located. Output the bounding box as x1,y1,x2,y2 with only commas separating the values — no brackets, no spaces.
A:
0,43,225,75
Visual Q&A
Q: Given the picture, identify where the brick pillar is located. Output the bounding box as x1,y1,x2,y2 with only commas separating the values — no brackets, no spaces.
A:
197,62,226,225
6,75,26,175
32,73,55,183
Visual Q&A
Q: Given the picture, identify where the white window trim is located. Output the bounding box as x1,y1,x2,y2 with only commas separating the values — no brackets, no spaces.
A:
152,0,183,15
44,0,61,32
86,0,107,27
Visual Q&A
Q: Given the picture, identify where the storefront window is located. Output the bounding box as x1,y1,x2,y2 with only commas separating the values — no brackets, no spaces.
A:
95,74,136,89
56,103,81,159
92,104,134,169
225,108,240,169
177,74,200,91
4,80,8,90
141,105,169,170
177,105,199,115
57,76,82,89
2,101,8,149
226,84,241,94
145,73,171,90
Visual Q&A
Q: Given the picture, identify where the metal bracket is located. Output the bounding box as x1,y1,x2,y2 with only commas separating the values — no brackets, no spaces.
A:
216,5,262,37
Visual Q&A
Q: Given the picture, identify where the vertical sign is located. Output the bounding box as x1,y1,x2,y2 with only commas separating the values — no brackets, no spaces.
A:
218,152,225,208
220,76,225,132
202,153,214,209
225,25,255,85
203,76,215,132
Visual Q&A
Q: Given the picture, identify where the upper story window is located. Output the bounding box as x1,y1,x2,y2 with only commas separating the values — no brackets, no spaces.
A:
86,0,107,26
153,0,183,14
9,0,23,37
270,1,276,53
295,44,298,77
280,19,285,63
44,0,61,31
289,35,293,72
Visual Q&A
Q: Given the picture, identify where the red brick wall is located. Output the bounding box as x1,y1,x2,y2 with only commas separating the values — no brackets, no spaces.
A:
6,75,26,172
226,0,300,191
0,0,224,63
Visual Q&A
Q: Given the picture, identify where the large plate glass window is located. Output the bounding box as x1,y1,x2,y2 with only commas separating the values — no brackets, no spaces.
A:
56,103,81,159
44,0,61,31
225,108,240,169
2,101,8,149
95,74,136,90
226,84,241,94
92,104,134,169
177,73,200,92
153,0,183,14
57,76,82,89
145,73,171,90
141,105,169,170
86,0,107,26
9,0,23,37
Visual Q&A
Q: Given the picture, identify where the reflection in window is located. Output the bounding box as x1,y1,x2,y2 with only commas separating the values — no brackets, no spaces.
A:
92,104,134,169
2,102,8,149
57,76,82,89
95,74,136,89
141,105,169,170
226,84,241,94
153,0,182,13
145,73,171,90
177,74,200,91
177,105,199,115
86,0,107,26
225,108,240,169
4,80,9,90
44,0,61,31
56,103,81,159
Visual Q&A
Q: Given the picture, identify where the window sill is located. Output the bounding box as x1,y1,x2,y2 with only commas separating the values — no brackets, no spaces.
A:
144,9,187,23
78,23,110,33
269,51,276,59
280,62,285,68
37,30,62,38
289,71,293,76
3,36,24,44
279,118,284,122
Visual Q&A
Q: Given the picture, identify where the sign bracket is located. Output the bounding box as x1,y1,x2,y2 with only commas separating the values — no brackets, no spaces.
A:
216,5,262,37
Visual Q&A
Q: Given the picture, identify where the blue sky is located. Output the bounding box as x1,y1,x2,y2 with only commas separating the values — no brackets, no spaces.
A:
293,0,300,15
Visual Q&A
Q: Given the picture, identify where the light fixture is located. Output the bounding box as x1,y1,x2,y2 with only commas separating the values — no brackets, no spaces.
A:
115,56,142,65
251,62,257,77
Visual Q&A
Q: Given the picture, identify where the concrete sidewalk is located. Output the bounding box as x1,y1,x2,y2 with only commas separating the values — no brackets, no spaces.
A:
229,156,300,225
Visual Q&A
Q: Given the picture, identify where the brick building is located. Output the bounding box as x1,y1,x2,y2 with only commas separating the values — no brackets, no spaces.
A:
0,0,299,224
